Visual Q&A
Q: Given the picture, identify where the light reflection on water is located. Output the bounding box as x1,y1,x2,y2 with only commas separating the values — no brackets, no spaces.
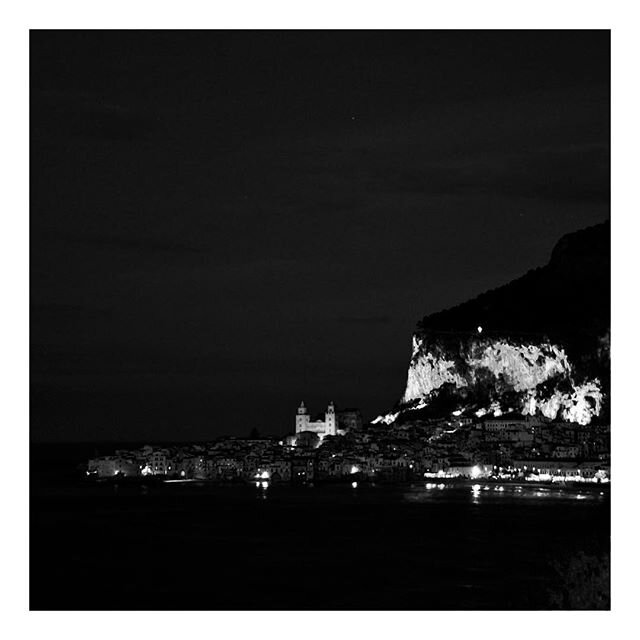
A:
245,480,608,505
255,480,269,499
402,482,606,503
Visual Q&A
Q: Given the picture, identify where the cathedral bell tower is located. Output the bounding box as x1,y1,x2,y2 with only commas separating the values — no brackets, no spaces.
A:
325,401,337,436
296,401,310,433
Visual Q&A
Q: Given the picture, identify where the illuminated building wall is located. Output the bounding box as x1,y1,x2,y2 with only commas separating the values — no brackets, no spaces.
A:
295,401,337,437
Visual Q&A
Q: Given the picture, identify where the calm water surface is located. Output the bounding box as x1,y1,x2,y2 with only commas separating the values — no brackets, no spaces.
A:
31,452,610,610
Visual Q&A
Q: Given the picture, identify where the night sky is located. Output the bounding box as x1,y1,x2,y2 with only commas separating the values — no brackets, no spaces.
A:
30,30,610,442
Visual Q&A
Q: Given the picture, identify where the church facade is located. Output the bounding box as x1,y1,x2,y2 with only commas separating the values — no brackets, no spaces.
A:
295,401,337,438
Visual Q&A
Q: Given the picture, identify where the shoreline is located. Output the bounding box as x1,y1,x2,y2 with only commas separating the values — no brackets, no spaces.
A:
79,475,611,490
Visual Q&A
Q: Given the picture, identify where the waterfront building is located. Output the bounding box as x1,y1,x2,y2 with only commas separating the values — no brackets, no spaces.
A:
87,455,140,477
174,455,206,479
268,459,292,481
147,449,172,475
513,458,611,482
291,455,315,482
207,457,242,479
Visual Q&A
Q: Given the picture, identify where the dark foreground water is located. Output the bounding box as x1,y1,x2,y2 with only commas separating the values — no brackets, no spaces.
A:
30,446,610,610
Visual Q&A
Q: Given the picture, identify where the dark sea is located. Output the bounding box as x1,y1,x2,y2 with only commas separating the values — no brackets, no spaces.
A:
30,444,610,610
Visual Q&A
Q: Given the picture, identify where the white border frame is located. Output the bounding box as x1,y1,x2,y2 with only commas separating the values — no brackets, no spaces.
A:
3,2,640,638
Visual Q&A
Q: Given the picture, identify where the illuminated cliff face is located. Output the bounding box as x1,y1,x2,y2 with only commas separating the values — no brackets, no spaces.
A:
375,223,610,428
469,341,570,391
403,336,466,400
403,336,572,401
522,380,603,425
397,333,603,425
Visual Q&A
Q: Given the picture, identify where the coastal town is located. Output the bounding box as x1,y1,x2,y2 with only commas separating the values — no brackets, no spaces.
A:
86,401,611,485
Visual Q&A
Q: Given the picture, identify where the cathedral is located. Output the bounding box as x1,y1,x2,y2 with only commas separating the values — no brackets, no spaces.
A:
295,401,337,438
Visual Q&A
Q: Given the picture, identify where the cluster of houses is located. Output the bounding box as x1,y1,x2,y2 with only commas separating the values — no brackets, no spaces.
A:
86,405,611,484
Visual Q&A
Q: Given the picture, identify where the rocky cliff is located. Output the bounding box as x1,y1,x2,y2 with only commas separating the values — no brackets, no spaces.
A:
375,221,610,426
